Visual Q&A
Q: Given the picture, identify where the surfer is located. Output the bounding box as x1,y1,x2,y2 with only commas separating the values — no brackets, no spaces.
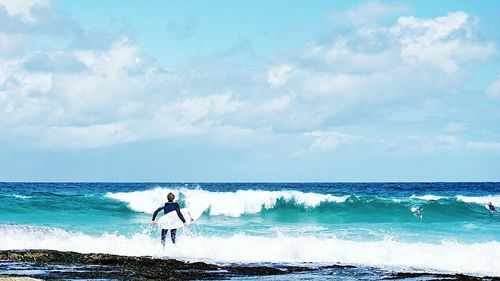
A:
487,202,496,212
152,192,186,246
414,207,423,220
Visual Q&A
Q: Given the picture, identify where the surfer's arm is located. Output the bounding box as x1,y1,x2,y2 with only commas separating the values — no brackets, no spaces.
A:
175,203,186,223
152,207,163,221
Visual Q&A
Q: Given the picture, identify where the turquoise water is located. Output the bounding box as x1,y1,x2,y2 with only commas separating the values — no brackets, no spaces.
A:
0,182,499,277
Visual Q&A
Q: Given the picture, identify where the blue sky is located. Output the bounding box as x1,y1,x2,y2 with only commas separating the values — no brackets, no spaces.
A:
1,0,500,181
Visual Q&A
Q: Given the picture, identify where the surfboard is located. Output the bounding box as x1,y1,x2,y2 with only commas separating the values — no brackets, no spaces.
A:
157,208,203,230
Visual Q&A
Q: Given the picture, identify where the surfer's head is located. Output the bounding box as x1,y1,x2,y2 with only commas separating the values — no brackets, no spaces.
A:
167,192,175,202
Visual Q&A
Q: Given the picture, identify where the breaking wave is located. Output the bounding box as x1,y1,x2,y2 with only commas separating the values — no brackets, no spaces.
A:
105,187,349,216
104,188,498,222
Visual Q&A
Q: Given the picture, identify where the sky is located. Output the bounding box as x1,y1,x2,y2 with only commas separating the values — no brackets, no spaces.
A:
0,0,500,182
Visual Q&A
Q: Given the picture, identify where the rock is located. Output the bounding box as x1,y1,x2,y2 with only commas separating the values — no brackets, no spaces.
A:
0,276,42,281
383,272,499,280
322,264,357,269
228,266,286,276
0,250,315,280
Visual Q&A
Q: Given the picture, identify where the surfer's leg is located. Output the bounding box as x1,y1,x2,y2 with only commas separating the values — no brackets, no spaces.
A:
171,229,177,244
161,229,168,246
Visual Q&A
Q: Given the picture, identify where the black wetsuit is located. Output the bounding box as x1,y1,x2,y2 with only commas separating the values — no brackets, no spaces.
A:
152,202,186,245
488,204,496,212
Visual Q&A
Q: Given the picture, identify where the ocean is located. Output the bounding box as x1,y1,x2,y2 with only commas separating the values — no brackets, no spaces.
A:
0,182,499,279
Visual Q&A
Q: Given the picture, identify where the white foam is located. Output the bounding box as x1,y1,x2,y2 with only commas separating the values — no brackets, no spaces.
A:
106,187,173,213
106,187,349,217
456,195,500,206
410,194,447,201
12,194,31,199
0,224,162,257
0,224,498,276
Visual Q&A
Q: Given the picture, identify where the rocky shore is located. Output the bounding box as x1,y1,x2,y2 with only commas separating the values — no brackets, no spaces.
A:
0,250,313,280
0,250,497,280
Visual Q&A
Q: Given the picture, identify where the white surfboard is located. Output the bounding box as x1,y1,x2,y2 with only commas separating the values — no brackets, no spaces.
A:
157,208,204,230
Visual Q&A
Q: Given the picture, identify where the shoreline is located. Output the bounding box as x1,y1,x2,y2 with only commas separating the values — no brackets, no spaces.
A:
0,250,497,280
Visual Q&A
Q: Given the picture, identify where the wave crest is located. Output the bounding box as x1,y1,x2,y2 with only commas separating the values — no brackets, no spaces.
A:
410,194,447,201
456,195,500,205
105,187,348,217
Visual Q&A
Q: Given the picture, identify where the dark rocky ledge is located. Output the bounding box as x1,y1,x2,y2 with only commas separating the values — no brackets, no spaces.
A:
0,250,498,280
383,272,499,281
0,250,313,280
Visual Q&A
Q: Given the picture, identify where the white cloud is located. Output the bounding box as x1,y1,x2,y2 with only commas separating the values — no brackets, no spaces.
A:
0,3,498,154
267,64,295,87
394,12,468,43
274,10,496,129
296,131,500,157
392,12,494,74
47,41,150,121
444,122,465,133
330,1,408,25
434,135,459,146
302,41,396,72
43,122,139,149
302,131,355,153
0,31,256,149
0,0,49,22
301,71,391,100
164,94,243,125
0,33,27,56
258,95,292,113
486,75,500,97
0,59,53,93
0,58,54,126
467,141,500,151
383,134,500,154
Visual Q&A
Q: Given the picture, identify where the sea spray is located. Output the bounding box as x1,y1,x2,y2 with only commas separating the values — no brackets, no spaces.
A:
0,224,499,276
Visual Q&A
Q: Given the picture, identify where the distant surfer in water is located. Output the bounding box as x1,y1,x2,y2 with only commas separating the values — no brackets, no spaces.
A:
487,202,496,212
413,207,423,220
152,192,186,246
